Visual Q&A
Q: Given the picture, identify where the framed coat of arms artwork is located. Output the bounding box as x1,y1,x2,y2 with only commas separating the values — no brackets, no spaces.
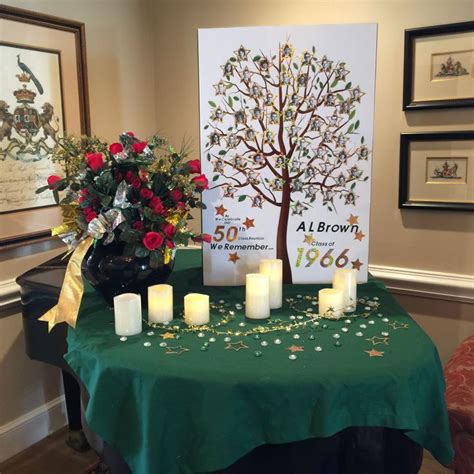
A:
0,5,89,246
198,24,377,285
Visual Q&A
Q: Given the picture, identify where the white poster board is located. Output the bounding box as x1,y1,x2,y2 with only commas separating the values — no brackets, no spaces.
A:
199,24,377,285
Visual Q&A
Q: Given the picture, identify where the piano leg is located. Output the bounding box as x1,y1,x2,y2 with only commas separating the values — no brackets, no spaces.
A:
62,369,90,452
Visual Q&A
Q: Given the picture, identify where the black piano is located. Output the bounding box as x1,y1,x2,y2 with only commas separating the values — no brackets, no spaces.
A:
17,255,424,474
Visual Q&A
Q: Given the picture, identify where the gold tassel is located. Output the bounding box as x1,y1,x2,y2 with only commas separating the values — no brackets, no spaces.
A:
39,237,93,332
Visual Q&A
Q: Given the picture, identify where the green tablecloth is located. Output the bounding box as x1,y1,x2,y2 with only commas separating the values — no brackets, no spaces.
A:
65,248,453,474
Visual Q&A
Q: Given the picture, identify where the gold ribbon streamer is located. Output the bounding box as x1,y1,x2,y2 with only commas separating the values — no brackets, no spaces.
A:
39,237,93,332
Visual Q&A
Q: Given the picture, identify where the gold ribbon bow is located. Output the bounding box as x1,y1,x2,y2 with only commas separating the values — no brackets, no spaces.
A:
39,237,93,332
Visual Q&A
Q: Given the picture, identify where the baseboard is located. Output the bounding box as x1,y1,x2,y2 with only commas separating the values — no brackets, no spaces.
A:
369,264,473,304
0,395,67,463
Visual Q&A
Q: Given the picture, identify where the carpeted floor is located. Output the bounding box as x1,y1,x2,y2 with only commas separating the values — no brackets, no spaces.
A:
0,427,453,474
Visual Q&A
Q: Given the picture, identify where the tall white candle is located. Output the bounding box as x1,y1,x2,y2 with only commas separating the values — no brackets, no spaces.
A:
184,293,210,326
332,269,358,312
246,273,270,319
318,288,344,319
114,293,142,336
259,259,283,309
148,284,173,323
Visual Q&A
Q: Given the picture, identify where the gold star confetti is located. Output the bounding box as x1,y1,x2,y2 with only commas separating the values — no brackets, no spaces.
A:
354,230,366,241
243,217,255,229
225,341,248,351
388,322,409,330
347,214,359,225
365,349,384,357
228,252,240,264
366,336,389,346
165,346,189,355
215,204,227,216
288,345,304,353
303,234,315,245
352,259,363,271
160,332,176,339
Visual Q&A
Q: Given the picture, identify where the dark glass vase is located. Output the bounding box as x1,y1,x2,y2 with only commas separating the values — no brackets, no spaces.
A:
82,241,175,305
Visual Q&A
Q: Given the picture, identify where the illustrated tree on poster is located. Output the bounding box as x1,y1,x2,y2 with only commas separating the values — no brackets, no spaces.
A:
204,42,371,283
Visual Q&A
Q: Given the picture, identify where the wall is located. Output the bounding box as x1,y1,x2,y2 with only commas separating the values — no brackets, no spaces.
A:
0,0,157,461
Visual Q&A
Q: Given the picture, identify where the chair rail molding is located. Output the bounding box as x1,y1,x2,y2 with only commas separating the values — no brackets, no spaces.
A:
369,264,473,304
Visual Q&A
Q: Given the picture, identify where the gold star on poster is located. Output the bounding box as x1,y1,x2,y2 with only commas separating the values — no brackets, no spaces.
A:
352,259,363,270
165,346,189,355
347,214,359,225
354,231,366,241
228,252,240,264
365,349,384,357
215,204,227,216
160,332,176,339
366,336,389,346
303,234,315,245
243,217,255,229
225,341,248,351
288,345,304,353
388,322,409,330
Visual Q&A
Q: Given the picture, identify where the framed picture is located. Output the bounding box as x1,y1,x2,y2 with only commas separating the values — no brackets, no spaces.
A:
399,131,474,212
403,21,474,110
0,5,89,247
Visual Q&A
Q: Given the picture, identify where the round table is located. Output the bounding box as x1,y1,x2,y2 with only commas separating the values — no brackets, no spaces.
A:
65,249,453,474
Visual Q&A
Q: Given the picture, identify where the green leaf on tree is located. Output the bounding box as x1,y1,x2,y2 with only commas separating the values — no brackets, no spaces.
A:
348,124,354,133
229,57,236,62
253,55,261,61
204,125,209,130
311,64,316,73
213,175,219,181
218,150,226,156
233,96,239,101
351,182,356,190
355,120,360,129
238,195,247,202
345,82,352,89
228,96,233,108
208,100,217,108
361,136,365,144
336,94,344,101
349,110,356,120
312,45,316,53
331,80,338,88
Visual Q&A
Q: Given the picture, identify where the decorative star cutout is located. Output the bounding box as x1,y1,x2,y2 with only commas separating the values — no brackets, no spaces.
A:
228,252,240,264
347,214,359,225
354,231,366,241
388,322,409,330
225,340,248,351
366,336,389,346
352,259,363,271
288,345,304,353
160,332,176,339
365,349,384,357
165,346,189,355
303,234,315,245
243,217,255,229
215,204,227,216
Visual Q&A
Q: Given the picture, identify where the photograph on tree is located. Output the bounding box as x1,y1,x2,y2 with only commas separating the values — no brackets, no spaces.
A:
199,24,377,284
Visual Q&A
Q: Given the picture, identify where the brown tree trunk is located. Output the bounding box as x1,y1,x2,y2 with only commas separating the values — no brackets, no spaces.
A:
276,176,292,283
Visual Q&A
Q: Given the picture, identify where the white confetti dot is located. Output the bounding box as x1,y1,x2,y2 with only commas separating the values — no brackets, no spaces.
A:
290,315,296,320
144,342,151,347
355,332,363,337
364,306,371,311
209,337,216,343
333,334,340,339
345,319,352,324
341,327,349,333
289,354,297,360
297,315,304,320
314,346,322,352
159,342,167,347
368,320,375,325
293,334,300,339
224,337,231,343
381,331,389,337
274,339,282,345
261,341,268,347
382,318,389,322
360,324,367,329
119,336,127,342
198,332,205,338
239,322,246,327
147,331,155,336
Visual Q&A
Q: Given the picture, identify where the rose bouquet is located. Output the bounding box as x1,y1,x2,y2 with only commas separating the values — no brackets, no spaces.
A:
38,132,210,270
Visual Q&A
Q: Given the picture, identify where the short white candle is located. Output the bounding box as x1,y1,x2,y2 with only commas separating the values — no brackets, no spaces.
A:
332,269,358,312
148,284,173,323
184,293,210,326
318,288,344,319
245,273,270,319
259,259,283,309
113,293,142,336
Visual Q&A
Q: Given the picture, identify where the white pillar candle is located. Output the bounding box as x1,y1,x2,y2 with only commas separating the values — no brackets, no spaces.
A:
259,259,283,309
332,269,358,313
318,288,344,319
184,293,210,326
245,273,270,319
148,284,173,323
114,293,142,336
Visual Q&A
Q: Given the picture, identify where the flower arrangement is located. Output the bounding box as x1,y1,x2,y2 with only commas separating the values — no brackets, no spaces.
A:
38,132,210,268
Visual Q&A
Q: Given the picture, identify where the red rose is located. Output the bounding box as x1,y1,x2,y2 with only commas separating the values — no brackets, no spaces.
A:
131,177,141,189
176,201,186,211
187,159,201,174
132,141,147,154
125,170,134,183
140,188,154,200
83,206,93,215
127,131,135,137
150,196,164,214
143,231,163,251
169,188,183,202
192,174,209,190
47,175,61,189
85,211,97,223
132,221,144,230
166,239,175,249
80,188,89,196
162,223,176,239
109,142,123,154
201,233,212,243
114,171,123,183
78,196,86,203
86,152,104,173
